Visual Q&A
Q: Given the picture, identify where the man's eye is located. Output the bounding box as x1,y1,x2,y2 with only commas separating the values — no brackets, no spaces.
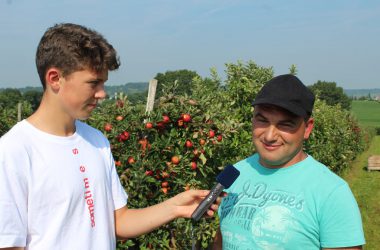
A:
254,119,267,125
279,123,294,129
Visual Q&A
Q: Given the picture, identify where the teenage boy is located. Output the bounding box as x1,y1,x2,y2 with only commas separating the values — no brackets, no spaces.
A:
213,74,365,249
0,23,219,250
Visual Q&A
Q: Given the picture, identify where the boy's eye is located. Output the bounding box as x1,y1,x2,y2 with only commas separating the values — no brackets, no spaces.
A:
88,81,102,88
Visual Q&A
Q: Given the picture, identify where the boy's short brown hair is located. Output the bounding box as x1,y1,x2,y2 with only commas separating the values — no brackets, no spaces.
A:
36,23,120,88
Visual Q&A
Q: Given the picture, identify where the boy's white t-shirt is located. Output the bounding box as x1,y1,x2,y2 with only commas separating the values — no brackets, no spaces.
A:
0,120,128,249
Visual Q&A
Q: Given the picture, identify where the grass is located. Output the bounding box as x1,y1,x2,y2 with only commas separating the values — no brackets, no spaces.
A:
351,100,380,128
342,135,380,249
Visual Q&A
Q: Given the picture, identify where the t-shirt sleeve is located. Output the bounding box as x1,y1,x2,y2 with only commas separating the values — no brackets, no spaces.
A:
319,183,365,248
109,151,128,210
95,127,128,211
0,140,28,247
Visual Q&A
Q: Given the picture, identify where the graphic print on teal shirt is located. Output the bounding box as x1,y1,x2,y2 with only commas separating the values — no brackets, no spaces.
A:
218,154,365,250
219,180,306,249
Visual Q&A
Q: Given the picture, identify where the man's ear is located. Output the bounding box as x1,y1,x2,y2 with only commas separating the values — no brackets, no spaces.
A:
304,117,314,140
45,68,62,92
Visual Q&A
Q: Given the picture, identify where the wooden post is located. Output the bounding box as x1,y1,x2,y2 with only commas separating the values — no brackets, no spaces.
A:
145,79,158,113
17,102,22,121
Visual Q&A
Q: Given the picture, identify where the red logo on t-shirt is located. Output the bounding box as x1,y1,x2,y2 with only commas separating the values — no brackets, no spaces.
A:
84,177,96,227
79,164,95,228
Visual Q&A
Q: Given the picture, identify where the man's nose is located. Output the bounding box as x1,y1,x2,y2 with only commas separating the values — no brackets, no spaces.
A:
263,125,278,142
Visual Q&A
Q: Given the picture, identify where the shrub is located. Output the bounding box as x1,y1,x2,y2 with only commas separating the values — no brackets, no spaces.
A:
88,92,233,249
305,100,366,174
0,101,33,137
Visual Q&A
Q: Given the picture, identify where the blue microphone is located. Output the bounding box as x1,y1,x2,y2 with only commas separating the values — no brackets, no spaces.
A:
191,164,240,221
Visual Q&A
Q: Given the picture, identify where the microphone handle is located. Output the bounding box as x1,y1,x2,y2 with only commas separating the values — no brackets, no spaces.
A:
191,183,225,221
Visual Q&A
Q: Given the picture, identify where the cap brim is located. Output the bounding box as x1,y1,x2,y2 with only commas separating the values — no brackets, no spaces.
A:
252,99,307,118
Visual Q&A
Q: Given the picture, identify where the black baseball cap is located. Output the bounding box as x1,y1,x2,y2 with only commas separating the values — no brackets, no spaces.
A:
252,74,315,118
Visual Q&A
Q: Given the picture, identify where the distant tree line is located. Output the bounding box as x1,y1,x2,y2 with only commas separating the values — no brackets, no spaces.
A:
0,82,152,112
0,69,363,115
351,93,380,101
307,81,352,110
153,71,354,111
0,88,42,111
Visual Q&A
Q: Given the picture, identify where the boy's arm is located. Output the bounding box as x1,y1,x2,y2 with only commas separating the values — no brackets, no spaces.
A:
0,248,24,250
114,189,218,238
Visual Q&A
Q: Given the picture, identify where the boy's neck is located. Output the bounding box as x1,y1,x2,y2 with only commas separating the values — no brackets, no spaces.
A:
27,94,76,137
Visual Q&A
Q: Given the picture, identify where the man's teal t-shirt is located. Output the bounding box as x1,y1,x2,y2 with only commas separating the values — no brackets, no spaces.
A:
218,154,365,249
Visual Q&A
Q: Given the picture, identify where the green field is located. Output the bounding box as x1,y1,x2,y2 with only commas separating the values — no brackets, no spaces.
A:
343,136,380,248
351,100,380,128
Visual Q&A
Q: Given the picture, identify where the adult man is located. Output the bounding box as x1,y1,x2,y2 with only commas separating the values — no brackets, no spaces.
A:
0,23,219,250
213,74,365,249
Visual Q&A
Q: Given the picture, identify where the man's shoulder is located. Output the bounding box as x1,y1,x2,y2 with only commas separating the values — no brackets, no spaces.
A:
306,156,344,178
232,154,259,173
234,153,256,164
303,156,348,190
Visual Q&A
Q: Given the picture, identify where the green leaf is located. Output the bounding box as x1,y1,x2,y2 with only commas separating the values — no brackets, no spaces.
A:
199,153,207,165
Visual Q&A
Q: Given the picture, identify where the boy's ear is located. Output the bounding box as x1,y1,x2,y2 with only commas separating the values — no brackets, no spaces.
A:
45,68,62,91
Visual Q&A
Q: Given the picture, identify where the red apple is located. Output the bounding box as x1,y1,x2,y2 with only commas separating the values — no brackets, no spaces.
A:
171,156,180,165
145,122,153,129
191,162,197,170
163,115,170,123
209,130,215,138
104,123,112,132
145,170,153,176
199,139,206,145
127,156,135,164
177,119,184,127
185,140,193,148
182,114,191,122
161,171,170,178
123,131,130,140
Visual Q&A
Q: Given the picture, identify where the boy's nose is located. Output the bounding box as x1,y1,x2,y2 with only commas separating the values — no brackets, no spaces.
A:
95,84,107,100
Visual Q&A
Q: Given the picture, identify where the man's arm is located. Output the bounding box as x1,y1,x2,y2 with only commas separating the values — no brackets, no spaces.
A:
114,189,219,238
323,247,362,250
212,227,222,250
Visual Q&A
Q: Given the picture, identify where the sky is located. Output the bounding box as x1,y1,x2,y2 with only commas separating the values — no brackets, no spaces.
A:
0,0,379,89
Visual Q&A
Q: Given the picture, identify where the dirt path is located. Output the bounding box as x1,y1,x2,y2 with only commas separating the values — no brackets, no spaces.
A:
342,135,380,249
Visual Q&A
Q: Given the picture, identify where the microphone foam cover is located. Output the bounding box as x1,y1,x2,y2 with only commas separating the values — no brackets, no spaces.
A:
216,164,240,188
